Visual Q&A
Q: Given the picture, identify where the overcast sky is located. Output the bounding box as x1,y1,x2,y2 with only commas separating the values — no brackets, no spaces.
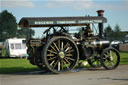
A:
1,0,128,38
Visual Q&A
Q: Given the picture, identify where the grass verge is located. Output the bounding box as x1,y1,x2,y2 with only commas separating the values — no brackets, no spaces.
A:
120,52,128,64
0,58,40,74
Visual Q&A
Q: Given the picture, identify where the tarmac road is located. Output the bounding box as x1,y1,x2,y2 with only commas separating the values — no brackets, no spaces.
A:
0,65,128,85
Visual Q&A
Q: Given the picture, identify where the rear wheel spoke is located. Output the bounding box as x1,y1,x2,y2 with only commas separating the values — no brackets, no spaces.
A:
61,59,64,70
65,47,70,52
64,58,71,64
66,54,73,56
58,61,61,71
66,50,74,53
58,40,60,50
47,54,55,56
50,45,56,52
63,60,69,69
48,50,57,54
61,41,64,51
53,60,58,69
64,43,70,50
50,60,55,66
48,57,56,61
65,57,75,61
53,42,59,51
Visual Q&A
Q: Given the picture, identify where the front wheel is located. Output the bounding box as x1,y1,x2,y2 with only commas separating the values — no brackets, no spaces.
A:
101,47,120,70
87,52,101,68
42,36,79,73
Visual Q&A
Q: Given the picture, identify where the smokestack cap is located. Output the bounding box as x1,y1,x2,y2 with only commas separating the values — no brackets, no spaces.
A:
97,10,104,16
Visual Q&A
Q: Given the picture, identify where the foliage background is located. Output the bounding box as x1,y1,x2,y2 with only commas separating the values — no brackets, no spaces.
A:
0,10,35,42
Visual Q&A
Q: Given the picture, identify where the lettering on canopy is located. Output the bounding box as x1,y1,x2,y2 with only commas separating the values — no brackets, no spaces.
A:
34,20,103,25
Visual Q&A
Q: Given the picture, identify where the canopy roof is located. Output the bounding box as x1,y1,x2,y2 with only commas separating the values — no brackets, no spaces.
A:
19,16,107,28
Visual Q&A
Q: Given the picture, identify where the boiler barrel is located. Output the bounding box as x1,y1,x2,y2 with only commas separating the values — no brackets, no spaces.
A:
91,40,110,49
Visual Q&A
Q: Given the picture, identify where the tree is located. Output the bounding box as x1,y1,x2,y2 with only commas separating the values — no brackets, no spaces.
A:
114,24,121,32
113,24,121,40
0,10,17,41
104,24,113,33
104,24,114,41
17,28,35,40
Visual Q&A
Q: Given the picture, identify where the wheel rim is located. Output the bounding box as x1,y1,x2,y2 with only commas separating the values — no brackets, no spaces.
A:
102,49,119,69
45,38,78,73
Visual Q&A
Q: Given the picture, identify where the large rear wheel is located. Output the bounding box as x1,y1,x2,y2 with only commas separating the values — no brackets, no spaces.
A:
42,36,79,73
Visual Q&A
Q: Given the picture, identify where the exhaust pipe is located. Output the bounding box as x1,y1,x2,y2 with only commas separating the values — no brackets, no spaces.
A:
97,10,104,38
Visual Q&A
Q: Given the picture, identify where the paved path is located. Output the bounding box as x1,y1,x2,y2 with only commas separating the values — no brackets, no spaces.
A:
0,65,128,85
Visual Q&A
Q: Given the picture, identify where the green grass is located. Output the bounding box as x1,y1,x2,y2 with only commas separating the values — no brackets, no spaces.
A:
0,58,40,74
120,52,128,64
0,52,128,74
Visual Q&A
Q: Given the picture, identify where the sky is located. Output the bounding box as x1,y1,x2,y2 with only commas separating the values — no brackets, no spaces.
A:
0,0,128,38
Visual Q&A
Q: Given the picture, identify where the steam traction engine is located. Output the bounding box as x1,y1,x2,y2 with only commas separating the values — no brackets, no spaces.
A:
19,10,120,73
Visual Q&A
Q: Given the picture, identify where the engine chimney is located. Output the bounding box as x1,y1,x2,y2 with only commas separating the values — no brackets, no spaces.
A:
97,10,104,38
